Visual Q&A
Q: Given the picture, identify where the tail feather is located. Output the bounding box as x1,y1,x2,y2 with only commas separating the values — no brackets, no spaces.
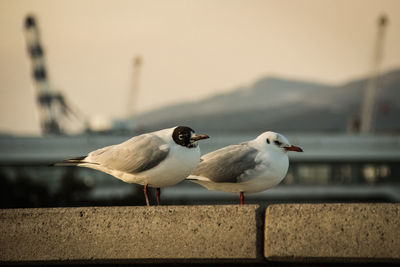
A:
51,156,90,167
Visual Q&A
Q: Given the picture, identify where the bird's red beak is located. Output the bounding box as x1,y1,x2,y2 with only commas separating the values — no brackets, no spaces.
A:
191,134,210,141
284,145,303,152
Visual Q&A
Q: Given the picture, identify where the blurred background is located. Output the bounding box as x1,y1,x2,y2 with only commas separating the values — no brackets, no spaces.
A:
1,0,400,208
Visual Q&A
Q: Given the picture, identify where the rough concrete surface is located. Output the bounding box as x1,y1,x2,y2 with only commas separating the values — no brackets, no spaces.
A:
0,205,261,263
265,203,400,262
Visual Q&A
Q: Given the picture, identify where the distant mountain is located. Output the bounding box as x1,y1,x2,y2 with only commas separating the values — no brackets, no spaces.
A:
133,69,400,133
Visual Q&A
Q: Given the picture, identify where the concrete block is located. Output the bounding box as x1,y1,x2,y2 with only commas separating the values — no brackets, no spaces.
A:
265,203,400,262
0,205,262,263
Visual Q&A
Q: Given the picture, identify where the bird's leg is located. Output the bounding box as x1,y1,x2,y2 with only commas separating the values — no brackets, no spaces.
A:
144,184,150,206
239,192,245,205
156,188,161,206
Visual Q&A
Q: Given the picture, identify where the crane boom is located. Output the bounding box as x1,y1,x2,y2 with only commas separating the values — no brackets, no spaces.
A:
24,15,89,135
24,15,63,134
360,15,389,134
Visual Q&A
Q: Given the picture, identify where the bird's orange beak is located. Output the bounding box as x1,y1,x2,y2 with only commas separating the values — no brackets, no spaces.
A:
284,145,303,152
191,134,210,141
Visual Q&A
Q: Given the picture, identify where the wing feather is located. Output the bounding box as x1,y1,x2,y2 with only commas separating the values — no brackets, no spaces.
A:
86,134,170,173
191,143,258,183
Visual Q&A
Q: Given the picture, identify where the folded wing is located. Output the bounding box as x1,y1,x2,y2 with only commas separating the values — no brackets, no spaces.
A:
191,143,258,183
61,134,170,174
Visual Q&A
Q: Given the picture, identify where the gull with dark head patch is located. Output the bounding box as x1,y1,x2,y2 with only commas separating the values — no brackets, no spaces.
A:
187,131,302,205
54,126,209,206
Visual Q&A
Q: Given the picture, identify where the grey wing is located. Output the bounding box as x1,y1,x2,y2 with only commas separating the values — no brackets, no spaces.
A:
191,143,258,183
86,134,170,173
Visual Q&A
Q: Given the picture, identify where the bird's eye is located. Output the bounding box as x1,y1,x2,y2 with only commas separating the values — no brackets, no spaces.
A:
266,138,270,144
274,140,282,146
178,134,184,140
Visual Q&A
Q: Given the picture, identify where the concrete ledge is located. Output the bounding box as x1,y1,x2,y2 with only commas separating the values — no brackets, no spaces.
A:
0,205,262,264
2,204,400,264
265,203,400,262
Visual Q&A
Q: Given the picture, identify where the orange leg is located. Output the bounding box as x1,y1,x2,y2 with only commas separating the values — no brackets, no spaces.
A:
144,184,150,206
156,188,161,206
239,192,245,205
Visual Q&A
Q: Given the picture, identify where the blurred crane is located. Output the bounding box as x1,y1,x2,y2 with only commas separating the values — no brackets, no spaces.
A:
114,56,143,132
24,15,88,135
127,56,142,117
360,14,389,134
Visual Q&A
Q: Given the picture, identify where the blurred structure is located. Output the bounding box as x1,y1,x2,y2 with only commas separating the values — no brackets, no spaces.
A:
111,56,143,133
24,15,88,135
127,56,142,119
360,14,389,134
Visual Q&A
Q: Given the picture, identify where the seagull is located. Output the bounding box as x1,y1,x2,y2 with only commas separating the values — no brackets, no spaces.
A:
54,126,209,206
187,131,302,205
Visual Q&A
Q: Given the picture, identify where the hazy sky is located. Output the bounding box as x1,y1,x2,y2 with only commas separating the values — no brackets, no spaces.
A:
1,0,400,135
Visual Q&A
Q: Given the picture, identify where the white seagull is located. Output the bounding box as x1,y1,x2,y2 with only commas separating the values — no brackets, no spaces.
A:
187,131,302,204
54,126,209,206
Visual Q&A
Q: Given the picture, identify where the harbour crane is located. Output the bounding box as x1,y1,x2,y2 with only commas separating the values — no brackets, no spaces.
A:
360,14,389,134
24,15,88,135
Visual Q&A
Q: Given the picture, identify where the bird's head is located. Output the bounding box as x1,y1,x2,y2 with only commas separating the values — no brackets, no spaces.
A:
255,131,303,154
172,126,209,148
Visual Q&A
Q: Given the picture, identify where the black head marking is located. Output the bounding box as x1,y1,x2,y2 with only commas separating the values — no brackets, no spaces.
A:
172,126,195,148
